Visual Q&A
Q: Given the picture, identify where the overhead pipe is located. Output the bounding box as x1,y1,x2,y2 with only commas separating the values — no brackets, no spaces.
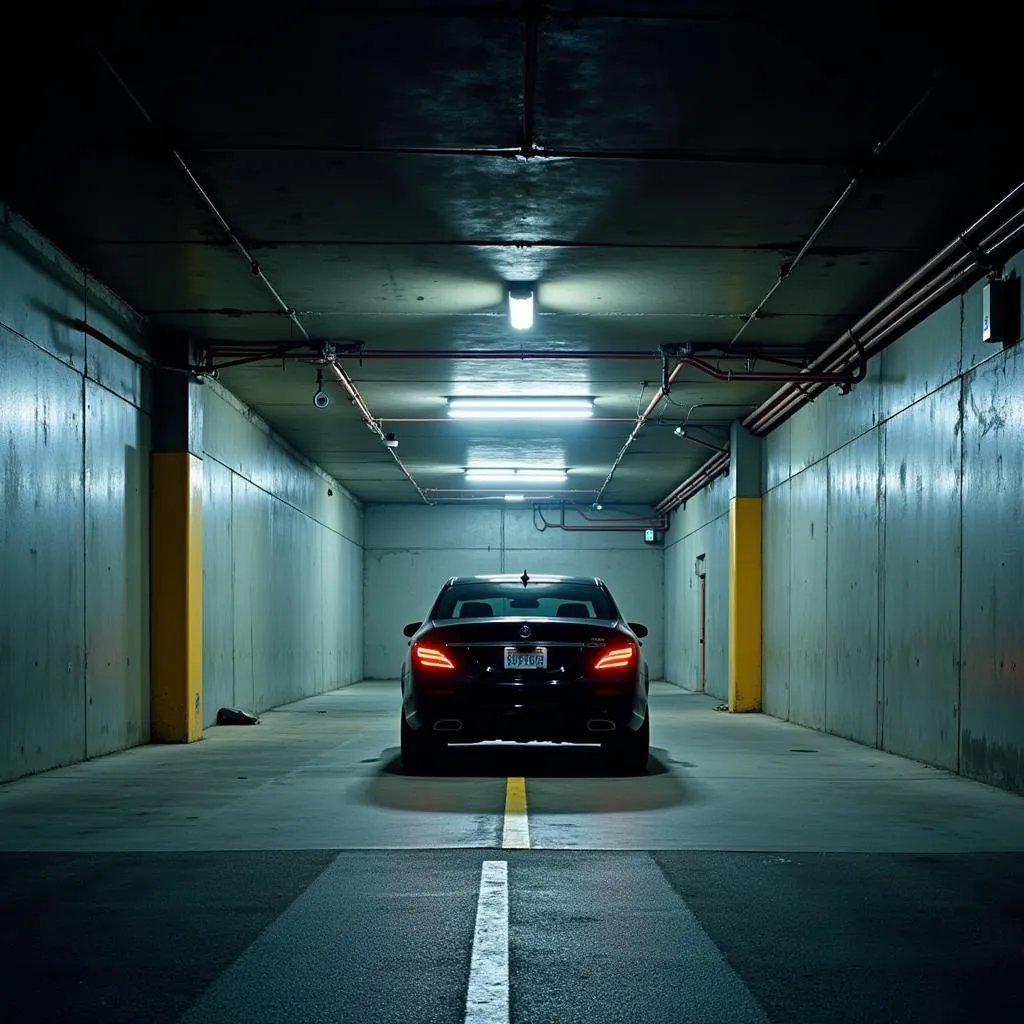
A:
196,142,936,172
673,430,728,453
655,450,731,515
198,345,825,371
320,352,432,505
594,357,689,504
748,202,1024,433
574,507,670,524
727,78,939,349
533,506,669,533
746,180,1024,435
90,40,433,505
592,342,862,504
521,0,541,158
674,351,865,385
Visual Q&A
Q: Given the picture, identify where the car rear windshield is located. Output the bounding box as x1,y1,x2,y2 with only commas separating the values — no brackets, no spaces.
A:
431,581,618,620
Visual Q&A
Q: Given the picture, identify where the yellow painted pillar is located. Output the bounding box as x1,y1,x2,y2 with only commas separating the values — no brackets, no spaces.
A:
728,496,762,711
150,451,204,741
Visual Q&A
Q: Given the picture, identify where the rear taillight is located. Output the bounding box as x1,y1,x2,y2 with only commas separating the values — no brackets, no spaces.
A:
413,643,455,670
593,644,636,671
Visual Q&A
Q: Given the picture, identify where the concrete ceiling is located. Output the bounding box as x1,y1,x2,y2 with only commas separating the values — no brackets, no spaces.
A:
3,3,1019,506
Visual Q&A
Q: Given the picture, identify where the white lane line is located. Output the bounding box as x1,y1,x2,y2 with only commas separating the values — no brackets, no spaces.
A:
502,777,530,849
464,860,509,1024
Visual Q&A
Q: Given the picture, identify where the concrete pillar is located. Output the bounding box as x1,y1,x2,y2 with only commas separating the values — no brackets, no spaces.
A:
728,421,763,712
150,335,205,742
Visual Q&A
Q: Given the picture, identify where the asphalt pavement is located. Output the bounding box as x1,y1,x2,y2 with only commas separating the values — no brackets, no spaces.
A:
1,681,1022,1022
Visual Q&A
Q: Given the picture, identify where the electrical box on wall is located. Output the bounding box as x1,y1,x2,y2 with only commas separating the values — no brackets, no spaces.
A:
982,275,1021,346
982,277,1008,343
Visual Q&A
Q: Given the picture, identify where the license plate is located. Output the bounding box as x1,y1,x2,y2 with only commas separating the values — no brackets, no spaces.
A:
504,647,547,670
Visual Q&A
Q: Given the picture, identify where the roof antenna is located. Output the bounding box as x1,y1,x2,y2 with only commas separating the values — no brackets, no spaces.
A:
520,570,530,586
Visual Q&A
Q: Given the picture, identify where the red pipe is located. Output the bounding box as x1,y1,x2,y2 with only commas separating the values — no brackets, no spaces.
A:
758,215,1024,434
745,183,1024,436
202,347,823,367
679,354,859,384
752,259,981,434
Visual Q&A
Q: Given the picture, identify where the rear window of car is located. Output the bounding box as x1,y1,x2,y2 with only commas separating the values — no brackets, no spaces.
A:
431,582,618,620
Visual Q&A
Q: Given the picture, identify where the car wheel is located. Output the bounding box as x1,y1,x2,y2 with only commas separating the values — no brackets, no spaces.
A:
400,712,437,773
604,711,650,774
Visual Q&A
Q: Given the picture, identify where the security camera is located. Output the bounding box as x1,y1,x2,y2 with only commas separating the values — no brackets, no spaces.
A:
313,389,330,409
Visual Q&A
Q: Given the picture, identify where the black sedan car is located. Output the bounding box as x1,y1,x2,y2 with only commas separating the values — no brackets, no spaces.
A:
399,572,650,772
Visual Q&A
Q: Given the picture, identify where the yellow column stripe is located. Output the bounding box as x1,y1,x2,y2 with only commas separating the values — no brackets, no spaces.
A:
502,777,530,849
728,495,763,712
150,451,204,743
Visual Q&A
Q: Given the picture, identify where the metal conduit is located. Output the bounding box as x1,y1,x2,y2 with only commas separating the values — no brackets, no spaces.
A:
200,347,828,369
90,41,432,505
594,359,689,504
574,508,670,526
726,79,939,349
678,353,865,385
592,346,863,504
745,180,1024,435
534,506,669,533
655,451,731,514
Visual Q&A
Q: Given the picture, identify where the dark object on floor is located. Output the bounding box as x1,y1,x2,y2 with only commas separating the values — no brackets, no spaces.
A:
216,707,260,726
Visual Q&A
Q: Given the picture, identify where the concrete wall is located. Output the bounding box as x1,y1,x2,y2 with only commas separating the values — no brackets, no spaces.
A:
1,205,151,782
662,475,731,699
1,204,365,782
659,250,1024,795
761,252,1024,793
202,384,364,719
363,505,664,679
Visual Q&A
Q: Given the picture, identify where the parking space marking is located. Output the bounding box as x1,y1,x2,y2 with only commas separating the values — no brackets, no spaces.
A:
464,860,509,1024
502,777,530,849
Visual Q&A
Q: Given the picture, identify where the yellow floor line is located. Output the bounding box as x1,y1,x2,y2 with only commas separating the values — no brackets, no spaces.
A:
501,776,530,849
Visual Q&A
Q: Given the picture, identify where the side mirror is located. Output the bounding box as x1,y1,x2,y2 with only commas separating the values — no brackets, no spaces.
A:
628,622,649,638
403,622,422,638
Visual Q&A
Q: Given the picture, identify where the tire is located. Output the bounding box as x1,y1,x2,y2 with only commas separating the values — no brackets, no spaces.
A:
401,712,437,774
604,711,650,774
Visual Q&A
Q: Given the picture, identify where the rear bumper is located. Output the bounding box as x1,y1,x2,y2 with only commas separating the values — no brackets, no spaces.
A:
404,687,646,743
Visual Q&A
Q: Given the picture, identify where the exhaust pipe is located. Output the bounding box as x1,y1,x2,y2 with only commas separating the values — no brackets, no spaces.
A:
433,719,464,732
587,719,616,732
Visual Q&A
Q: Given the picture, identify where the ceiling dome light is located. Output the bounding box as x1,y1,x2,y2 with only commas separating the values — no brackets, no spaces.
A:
508,285,534,330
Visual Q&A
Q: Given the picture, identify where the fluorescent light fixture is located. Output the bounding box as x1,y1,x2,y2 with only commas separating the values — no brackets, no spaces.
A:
465,468,568,484
507,285,534,330
447,397,593,420
504,494,526,502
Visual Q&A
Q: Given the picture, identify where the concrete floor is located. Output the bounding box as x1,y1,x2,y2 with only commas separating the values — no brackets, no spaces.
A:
1,681,1021,853
1,681,1023,1023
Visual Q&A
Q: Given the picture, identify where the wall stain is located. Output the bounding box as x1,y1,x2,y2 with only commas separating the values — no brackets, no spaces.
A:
961,730,1023,795
968,391,1006,438
4,436,23,512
